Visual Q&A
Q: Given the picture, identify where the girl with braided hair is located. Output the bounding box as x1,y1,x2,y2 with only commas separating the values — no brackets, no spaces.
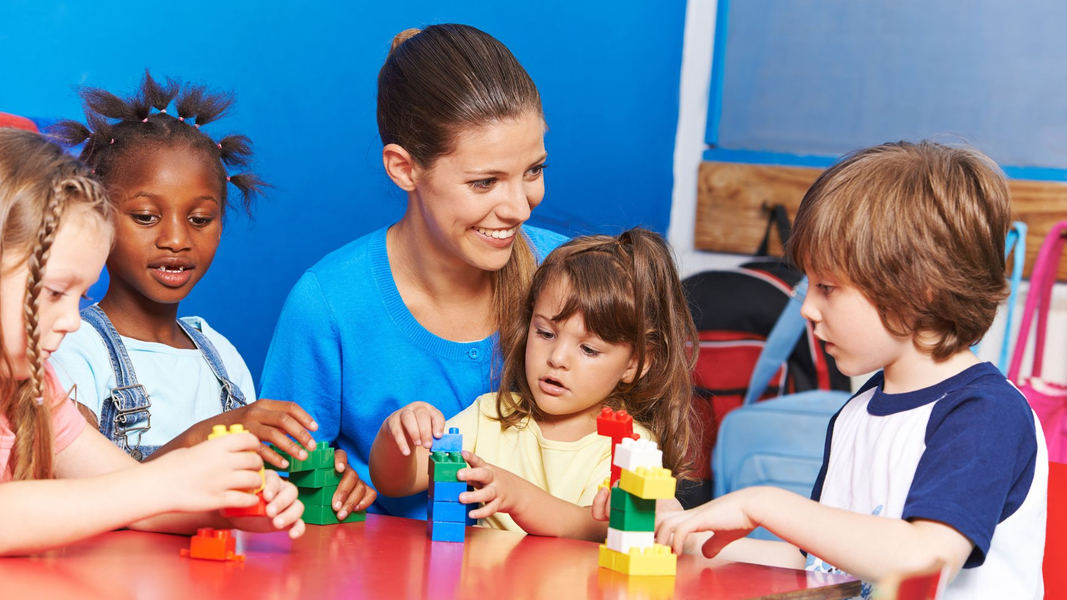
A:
0,128,304,554
50,72,375,519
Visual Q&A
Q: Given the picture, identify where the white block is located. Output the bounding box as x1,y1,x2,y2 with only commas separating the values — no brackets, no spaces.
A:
613,437,663,471
606,528,655,554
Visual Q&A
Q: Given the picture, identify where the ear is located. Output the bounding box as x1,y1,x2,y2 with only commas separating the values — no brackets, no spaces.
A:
620,350,652,384
382,143,417,192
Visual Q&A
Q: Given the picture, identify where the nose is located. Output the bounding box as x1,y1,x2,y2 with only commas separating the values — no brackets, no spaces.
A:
799,292,819,324
497,181,533,224
157,214,192,252
52,299,82,335
546,342,569,371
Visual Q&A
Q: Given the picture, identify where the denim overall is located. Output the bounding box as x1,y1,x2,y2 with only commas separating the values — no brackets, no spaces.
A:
81,305,248,461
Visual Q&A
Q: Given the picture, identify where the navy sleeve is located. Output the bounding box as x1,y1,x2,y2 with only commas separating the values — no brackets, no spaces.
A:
902,382,1038,568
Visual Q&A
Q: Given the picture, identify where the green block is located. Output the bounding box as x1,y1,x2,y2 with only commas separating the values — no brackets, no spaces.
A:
429,452,466,482
265,441,334,473
287,466,342,488
610,488,657,513
298,485,338,507
302,503,366,526
609,507,655,531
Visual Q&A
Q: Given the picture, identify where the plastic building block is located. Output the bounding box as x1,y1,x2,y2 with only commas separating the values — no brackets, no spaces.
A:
429,452,466,482
431,427,463,453
609,507,655,531
619,467,677,500
297,485,338,507
429,500,468,522
221,492,269,518
265,441,334,473
613,438,663,472
429,481,467,502
427,519,465,543
287,466,342,488
180,528,244,562
207,424,265,493
610,488,657,513
599,544,676,576
606,528,655,554
596,407,634,439
302,503,366,526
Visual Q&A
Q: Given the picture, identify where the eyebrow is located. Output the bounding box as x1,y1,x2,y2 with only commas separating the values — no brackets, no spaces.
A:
131,191,219,205
464,154,549,177
42,271,87,287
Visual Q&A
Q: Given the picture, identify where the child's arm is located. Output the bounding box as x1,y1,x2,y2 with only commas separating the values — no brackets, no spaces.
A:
461,451,608,541
656,486,973,582
0,426,303,556
369,402,444,497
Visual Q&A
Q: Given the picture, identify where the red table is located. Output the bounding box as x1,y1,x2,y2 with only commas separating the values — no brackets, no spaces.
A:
0,515,860,599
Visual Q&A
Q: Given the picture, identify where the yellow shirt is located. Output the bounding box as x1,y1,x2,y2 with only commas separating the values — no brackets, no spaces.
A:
446,392,654,534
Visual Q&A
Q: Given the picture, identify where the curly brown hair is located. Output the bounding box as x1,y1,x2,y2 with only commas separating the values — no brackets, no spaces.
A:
494,228,699,479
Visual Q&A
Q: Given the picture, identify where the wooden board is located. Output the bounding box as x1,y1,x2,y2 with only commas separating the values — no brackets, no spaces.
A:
695,161,1067,281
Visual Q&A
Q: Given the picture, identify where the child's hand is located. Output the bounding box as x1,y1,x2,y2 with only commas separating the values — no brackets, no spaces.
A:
382,402,446,456
228,470,307,540
655,488,760,557
328,449,377,519
148,432,269,514
206,400,320,469
458,451,531,519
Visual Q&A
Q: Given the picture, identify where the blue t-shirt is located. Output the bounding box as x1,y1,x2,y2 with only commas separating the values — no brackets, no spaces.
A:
260,225,567,518
808,362,1047,600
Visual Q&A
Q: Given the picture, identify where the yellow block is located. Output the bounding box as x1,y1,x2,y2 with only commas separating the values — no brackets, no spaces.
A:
619,467,676,500
206,424,264,493
598,544,677,577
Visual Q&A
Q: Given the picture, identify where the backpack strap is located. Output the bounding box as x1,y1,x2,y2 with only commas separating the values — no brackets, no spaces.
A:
997,221,1027,373
80,304,156,460
755,204,792,257
743,278,809,406
176,317,248,411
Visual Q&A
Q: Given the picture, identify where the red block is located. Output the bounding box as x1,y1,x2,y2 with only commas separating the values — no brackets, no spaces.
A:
597,407,638,485
221,492,269,518
180,528,244,561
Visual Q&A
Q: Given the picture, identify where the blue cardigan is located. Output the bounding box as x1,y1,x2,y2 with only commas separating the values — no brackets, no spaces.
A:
260,226,567,518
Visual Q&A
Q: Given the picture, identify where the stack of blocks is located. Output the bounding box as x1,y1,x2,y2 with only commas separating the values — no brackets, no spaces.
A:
427,427,468,543
598,437,678,576
209,424,268,518
266,440,366,525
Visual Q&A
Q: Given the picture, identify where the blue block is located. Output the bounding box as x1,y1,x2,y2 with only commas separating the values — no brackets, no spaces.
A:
431,427,463,453
429,500,468,522
429,481,467,502
427,519,465,543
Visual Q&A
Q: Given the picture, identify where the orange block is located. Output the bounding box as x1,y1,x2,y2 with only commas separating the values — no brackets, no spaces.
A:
180,528,244,562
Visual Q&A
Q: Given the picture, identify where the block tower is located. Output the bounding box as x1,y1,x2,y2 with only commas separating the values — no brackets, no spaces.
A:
266,440,366,525
427,427,468,543
596,410,678,576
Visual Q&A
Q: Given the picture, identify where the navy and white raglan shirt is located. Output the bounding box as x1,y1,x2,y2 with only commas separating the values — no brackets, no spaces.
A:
806,362,1047,600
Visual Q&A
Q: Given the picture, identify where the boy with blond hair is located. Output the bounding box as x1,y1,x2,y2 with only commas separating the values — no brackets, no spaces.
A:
659,141,1047,599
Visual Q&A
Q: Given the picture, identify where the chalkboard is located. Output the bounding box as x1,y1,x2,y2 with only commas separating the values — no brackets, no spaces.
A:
710,0,1067,169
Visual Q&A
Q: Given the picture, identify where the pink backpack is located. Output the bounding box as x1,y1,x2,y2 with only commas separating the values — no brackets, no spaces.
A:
1009,221,1067,463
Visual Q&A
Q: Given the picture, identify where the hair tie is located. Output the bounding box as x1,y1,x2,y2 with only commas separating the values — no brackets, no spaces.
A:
226,176,231,183
142,118,149,123
178,116,185,122
110,138,115,145
217,143,222,149
160,109,167,114
34,396,44,406
194,123,201,129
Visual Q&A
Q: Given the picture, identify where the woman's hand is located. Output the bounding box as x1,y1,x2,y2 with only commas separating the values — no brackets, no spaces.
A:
383,402,446,456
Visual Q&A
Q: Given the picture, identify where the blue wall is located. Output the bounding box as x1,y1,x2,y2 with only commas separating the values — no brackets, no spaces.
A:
0,1,687,385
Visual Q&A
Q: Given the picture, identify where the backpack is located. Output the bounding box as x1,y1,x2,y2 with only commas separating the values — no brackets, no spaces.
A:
711,278,852,540
680,206,850,506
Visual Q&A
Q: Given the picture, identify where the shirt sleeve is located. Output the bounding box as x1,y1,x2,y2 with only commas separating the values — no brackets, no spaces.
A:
259,271,343,443
48,325,109,422
46,366,86,453
902,388,1039,568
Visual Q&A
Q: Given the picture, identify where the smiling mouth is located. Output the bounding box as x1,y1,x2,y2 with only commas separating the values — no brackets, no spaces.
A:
154,266,190,273
474,226,517,240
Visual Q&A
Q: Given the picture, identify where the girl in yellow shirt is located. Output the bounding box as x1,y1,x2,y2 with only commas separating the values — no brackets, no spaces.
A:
369,228,697,540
